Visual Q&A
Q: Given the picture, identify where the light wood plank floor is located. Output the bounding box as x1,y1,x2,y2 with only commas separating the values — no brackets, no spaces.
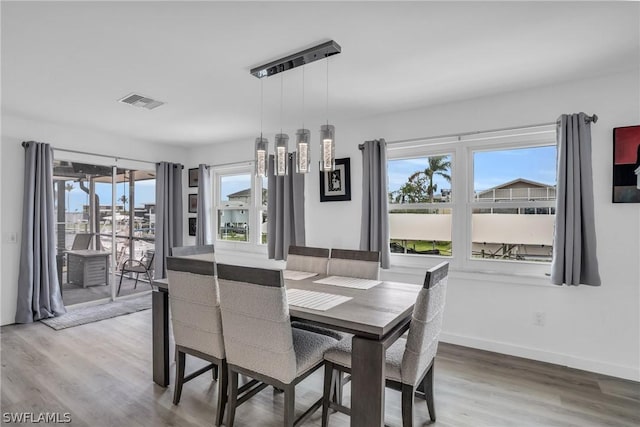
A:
1,310,638,427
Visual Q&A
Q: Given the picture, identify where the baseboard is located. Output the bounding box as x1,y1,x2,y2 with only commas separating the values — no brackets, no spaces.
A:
440,332,640,382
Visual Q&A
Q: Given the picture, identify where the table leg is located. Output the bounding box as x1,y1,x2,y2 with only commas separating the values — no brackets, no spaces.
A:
351,336,385,427
152,289,169,387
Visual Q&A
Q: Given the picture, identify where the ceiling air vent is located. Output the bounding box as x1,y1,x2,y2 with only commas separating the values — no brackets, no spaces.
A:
118,93,165,110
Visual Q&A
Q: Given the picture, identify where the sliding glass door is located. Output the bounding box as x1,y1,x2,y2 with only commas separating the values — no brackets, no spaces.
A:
53,157,155,306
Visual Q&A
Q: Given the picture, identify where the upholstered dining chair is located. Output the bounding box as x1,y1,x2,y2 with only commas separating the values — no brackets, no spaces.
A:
217,263,340,427
286,245,330,274
166,256,227,427
171,244,215,260
327,248,381,280
321,261,449,427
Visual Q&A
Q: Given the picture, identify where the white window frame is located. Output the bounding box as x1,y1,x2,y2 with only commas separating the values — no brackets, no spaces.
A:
212,163,266,253
387,126,556,276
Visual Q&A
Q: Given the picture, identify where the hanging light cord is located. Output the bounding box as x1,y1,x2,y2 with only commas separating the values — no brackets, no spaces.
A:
302,66,305,129
260,79,264,139
280,73,284,134
326,51,329,126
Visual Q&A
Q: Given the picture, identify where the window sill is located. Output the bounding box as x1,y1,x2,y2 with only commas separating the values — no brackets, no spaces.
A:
387,254,553,287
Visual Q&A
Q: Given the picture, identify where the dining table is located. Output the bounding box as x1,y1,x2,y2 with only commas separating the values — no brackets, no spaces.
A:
152,271,421,427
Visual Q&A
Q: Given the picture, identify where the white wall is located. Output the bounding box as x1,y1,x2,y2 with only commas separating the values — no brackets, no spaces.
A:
187,69,640,380
0,114,185,325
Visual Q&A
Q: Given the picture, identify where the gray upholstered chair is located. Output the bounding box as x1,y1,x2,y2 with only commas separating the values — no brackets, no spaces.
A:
166,256,227,427
327,248,381,280
322,261,449,427
217,263,340,427
286,245,330,274
171,244,215,260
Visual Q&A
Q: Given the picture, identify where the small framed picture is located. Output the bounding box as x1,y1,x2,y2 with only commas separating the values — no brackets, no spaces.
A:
613,125,640,203
319,158,351,202
188,194,198,213
188,217,197,236
188,168,199,188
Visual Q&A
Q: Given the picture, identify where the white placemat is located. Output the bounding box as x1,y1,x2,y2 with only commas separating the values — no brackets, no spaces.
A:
287,289,352,311
283,270,319,281
313,276,382,290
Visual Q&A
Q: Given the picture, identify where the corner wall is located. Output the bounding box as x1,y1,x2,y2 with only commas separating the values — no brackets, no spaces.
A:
0,114,186,325
188,69,640,380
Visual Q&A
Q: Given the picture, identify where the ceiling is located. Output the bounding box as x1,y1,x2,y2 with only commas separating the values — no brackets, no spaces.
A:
2,1,638,147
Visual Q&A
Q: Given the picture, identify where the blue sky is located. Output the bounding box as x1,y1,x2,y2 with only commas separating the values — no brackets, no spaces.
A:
64,179,156,212
388,146,557,195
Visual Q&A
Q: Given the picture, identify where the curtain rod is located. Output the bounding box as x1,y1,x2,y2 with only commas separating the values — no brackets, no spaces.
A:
22,142,183,168
205,160,254,168
358,114,598,150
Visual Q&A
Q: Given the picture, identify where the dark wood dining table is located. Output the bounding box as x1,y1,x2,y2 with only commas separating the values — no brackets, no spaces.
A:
152,273,421,427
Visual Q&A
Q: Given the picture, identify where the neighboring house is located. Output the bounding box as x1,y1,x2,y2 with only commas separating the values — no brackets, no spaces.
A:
475,178,556,202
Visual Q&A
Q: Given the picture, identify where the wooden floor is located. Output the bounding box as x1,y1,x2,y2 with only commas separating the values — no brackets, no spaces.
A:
1,310,638,427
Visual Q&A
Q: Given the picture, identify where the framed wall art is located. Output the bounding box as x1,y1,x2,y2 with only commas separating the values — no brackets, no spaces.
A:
188,168,199,188
188,217,197,236
613,125,640,203
188,194,197,213
319,157,351,202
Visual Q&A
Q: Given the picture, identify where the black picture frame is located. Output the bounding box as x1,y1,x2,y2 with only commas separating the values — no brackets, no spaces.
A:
188,168,199,188
188,194,197,213
613,125,640,203
319,158,351,202
188,217,197,236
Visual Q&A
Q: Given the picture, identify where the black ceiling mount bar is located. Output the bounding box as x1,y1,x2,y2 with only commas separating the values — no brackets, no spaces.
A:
250,40,341,79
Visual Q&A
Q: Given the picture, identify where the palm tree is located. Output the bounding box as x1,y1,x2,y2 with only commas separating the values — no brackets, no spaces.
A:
64,182,75,212
408,156,452,202
119,194,128,213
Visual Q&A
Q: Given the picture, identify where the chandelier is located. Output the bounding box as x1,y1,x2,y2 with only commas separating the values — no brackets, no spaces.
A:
251,40,341,176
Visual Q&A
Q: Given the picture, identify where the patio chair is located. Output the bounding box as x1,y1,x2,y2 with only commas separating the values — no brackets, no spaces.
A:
117,249,155,296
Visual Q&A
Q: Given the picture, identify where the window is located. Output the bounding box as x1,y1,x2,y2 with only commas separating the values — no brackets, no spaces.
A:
387,126,556,274
472,146,556,263
388,155,453,256
213,164,266,248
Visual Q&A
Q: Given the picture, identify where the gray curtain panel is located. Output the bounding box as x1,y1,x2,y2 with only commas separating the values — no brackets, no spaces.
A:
155,162,184,279
267,153,305,260
196,164,212,245
360,139,391,269
551,113,601,286
16,141,66,323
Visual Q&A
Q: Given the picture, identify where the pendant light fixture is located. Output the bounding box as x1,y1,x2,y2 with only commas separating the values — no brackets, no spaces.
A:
249,41,341,176
275,73,289,176
255,80,268,177
320,52,335,172
295,66,310,174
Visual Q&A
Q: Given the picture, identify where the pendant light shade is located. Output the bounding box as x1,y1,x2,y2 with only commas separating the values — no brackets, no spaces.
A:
275,133,289,176
320,124,335,172
295,128,311,173
255,137,268,177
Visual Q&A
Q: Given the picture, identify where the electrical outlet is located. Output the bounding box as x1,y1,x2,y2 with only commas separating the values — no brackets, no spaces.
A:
6,232,18,244
533,312,546,327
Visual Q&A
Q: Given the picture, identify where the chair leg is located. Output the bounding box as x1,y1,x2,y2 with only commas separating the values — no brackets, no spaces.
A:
334,371,343,405
215,360,228,427
322,363,334,427
117,272,124,296
133,272,140,289
424,364,436,421
401,383,414,427
283,384,295,427
226,368,238,427
173,349,186,405
212,363,218,381
145,271,153,290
